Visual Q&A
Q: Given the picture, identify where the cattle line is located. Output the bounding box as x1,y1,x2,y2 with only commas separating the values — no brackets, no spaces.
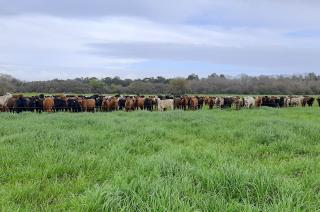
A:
1,94,319,113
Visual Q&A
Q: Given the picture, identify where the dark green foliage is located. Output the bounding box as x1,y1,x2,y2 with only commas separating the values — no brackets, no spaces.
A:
2,73,320,95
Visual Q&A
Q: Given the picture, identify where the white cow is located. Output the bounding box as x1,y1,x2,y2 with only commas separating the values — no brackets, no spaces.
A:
215,97,224,108
0,93,12,109
244,96,255,108
157,98,174,111
288,96,303,107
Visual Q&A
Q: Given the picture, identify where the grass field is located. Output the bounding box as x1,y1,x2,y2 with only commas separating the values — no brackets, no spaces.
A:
1,107,320,211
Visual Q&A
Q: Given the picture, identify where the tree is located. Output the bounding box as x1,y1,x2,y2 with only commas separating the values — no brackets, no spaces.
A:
169,78,189,95
89,79,105,93
187,73,199,80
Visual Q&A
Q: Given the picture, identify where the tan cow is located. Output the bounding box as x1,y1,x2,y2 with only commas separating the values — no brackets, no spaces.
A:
43,97,54,112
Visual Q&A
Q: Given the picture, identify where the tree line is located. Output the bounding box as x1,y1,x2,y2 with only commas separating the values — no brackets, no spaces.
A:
1,73,320,95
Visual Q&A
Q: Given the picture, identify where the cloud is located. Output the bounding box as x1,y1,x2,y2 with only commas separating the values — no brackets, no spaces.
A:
89,42,320,72
1,0,320,28
0,1,320,80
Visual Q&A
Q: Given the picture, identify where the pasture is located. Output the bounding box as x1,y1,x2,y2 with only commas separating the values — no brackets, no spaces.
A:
0,107,320,211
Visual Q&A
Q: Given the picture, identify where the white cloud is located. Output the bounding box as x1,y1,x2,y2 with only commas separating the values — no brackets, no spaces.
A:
0,1,320,80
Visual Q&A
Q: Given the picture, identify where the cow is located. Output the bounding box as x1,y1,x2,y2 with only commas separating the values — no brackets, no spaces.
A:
125,97,135,112
208,97,216,109
78,97,88,112
302,96,315,107
215,97,224,108
67,97,81,112
255,96,262,107
102,97,118,112
180,96,190,110
174,97,182,110
301,97,308,107
221,97,233,109
78,97,96,112
118,97,126,110
278,96,285,108
133,96,139,110
261,96,279,108
287,96,302,107
150,96,158,110
53,96,68,112
0,93,12,112
307,97,315,107
233,96,243,110
157,98,174,111
90,95,104,112
86,98,96,112
14,95,28,113
144,97,153,111
6,97,17,113
317,97,320,107
204,96,210,106
29,95,44,113
43,97,55,112
137,96,145,110
189,96,199,110
197,96,204,109
244,96,255,108
101,97,109,112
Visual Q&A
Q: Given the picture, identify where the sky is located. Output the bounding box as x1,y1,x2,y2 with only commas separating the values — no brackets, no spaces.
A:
0,0,320,81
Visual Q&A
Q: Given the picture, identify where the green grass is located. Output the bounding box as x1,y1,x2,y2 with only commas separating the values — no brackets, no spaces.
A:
1,107,320,211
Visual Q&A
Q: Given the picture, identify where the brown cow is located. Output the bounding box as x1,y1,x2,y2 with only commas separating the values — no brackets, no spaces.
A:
101,97,108,112
208,97,216,109
255,96,262,107
125,97,135,112
6,97,17,112
189,96,198,110
86,99,96,112
78,98,96,112
78,98,87,112
181,96,190,110
233,96,243,110
137,96,145,110
43,97,54,112
301,96,308,107
104,97,118,112
204,96,210,106
174,97,181,110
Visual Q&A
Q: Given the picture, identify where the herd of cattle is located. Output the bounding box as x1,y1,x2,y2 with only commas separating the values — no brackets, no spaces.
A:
0,93,319,113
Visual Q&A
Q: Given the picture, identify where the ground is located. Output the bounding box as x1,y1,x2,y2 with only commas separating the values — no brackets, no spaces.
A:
0,107,319,211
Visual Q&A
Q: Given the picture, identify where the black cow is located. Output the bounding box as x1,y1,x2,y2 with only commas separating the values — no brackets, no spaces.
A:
222,97,234,108
144,97,153,111
197,96,204,110
307,97,315,107
118,97,126,110
278,96,285,108
54,97,67,112
91,95,104,111
317,97,320,107
67,98,81,112
29,96,44,113
14,96,28,113
262,96,279,108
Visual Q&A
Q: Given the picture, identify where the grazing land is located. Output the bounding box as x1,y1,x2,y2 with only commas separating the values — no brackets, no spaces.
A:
0,107,320,211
